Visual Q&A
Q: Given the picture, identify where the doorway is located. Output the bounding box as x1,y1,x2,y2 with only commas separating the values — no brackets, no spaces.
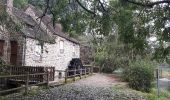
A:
10,41,18,65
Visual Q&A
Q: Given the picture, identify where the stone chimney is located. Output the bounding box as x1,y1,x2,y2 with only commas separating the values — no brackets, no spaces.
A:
55,23,63,33
6,0,13,14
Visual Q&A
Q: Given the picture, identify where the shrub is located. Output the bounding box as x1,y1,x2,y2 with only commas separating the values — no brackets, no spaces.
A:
123,60,155,92
0,58,12,75
101,66,113,73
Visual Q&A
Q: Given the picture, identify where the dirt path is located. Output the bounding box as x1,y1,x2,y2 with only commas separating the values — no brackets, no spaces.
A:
74,73,119,87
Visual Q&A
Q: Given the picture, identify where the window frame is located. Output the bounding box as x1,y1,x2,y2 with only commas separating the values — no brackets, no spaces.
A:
59,40,64,54
34,44,43,62
73,44,76,57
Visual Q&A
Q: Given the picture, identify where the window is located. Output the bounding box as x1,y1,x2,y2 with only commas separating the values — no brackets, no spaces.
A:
0,40,4,56
73,44,76,56
34,44,42,61
59,40,64,53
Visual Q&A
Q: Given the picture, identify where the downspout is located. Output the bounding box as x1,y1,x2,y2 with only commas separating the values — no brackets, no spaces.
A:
22,36,26,66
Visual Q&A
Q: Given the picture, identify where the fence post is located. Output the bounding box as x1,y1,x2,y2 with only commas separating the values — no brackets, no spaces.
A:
46,71,49,87
87,68,89,75
80,68,82,79
85,67,87,78
156,68,160,97
65,69,68,83
160,68,162,78
73,69,76,81
91,66,93,75
25,72,29,95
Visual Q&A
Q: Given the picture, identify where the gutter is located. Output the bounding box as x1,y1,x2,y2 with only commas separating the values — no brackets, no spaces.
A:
22,36,26,66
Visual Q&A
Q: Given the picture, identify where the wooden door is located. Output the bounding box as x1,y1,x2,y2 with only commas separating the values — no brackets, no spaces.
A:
10,41,18,65
0,40,4,57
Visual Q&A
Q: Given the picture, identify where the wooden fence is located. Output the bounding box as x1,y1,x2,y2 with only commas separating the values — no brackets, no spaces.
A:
56,65,93,83
8,66,55,82
0,72,49,95
0,65,93,95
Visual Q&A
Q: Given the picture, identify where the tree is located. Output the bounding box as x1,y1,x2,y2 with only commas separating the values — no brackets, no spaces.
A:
14,0,28,8
17,0,170,63
123,0,170,62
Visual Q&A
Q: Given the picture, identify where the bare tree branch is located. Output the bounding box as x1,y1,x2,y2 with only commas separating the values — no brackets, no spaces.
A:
75,0,96,15
37,0,50,20
98,0,107,12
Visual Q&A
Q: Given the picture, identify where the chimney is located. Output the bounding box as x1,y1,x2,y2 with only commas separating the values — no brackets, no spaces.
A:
55,23,63,33
6,0,13,14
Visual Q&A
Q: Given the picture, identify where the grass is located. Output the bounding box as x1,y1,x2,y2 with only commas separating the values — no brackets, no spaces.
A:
112,82,170,100
147,88,170,100
0,86,48,100
112,82,147,99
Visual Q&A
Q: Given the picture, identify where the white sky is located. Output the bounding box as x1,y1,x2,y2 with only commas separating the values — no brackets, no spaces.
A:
149,36,157,41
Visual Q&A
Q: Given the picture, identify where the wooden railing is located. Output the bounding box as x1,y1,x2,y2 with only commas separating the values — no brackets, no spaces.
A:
8,66,55,82
56,65,93,83
0,65,93,95
0,72,49,95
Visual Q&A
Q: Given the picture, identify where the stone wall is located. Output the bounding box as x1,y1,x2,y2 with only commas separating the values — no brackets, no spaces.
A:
24,5,80,70
24,37,80,70
24,37,80,80
0,0,24,66
0,25,25,66
0,25,10,63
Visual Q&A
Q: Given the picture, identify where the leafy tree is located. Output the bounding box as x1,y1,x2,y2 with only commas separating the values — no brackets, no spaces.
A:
14,0,28,8
13,0,170,64
38,0,168,64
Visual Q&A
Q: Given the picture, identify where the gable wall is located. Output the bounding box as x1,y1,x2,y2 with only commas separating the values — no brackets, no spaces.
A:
24,36,80,70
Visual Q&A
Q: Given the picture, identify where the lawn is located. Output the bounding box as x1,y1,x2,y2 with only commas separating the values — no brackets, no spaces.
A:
113,82,170,100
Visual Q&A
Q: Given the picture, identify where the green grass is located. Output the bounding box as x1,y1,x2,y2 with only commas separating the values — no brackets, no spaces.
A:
0,86,48,100
147,88,170,100
112,82,170,100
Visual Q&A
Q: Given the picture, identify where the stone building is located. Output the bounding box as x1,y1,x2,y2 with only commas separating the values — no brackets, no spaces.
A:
0,0,80,73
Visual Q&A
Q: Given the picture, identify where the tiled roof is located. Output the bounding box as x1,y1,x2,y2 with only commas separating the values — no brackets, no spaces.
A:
12,7,55,43
25,4,79,44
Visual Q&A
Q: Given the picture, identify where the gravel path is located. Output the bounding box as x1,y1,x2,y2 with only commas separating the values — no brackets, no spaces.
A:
73,73,118,87
2,74,146,100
